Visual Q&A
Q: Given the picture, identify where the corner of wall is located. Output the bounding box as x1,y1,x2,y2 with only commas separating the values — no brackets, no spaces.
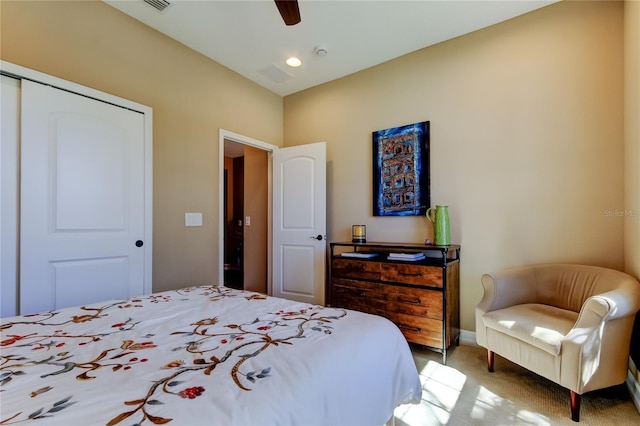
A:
624,3,640,414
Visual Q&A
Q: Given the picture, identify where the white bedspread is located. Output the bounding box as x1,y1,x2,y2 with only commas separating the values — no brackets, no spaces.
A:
1,286,421,425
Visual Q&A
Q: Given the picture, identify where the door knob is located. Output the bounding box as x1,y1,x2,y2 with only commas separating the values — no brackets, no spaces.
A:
135,240,144,247
310,234,323,241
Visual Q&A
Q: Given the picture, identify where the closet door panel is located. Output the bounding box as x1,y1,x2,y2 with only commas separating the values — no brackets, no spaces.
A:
20,80,146,314
54,115,128,230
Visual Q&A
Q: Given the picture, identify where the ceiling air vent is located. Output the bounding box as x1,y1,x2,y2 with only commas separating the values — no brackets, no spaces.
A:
144,0,171,12
259,65,293,84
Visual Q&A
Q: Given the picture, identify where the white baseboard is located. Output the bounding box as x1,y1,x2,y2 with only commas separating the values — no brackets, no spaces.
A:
459,329,478,346
627,369,640,414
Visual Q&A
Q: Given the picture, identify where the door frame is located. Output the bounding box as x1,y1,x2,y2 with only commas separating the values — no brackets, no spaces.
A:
218,129,278,293
0,60,154,300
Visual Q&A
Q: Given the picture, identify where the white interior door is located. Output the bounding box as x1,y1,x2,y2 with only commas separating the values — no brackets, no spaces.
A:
272,142,326,305
20,80,147,314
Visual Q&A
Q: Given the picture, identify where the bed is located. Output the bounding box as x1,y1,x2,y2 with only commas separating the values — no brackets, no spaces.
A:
0,286,422,425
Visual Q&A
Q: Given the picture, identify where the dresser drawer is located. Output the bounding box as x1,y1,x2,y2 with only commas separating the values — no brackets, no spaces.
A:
334,287,443,348
380,263,443,287
332,289,382,316
332,291,444,349
331,278,443,320
392,314,444,349
331,258,380,281
385,285,443,320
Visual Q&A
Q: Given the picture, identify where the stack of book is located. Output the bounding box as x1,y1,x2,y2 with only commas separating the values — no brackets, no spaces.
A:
387,252,425,261
341,252,379,258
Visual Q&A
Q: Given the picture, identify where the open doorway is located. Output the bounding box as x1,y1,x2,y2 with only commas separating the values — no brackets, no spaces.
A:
222,145,244,289
219,130,278,294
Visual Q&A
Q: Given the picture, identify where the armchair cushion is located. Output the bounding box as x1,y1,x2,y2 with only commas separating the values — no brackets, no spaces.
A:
482,303,577,355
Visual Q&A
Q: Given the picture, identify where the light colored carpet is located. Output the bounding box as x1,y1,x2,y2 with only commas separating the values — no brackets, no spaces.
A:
393,343,640,426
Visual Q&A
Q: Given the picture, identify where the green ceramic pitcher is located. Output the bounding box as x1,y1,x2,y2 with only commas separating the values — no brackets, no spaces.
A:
426,205,451,246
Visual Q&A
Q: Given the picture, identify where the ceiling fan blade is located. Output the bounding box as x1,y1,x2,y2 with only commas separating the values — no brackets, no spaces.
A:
274,0,301,26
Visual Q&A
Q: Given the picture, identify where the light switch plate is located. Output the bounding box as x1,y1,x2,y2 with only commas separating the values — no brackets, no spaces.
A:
185,212,203,227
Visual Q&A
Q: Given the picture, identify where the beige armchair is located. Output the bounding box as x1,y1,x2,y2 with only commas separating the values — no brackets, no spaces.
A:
476,264,640,422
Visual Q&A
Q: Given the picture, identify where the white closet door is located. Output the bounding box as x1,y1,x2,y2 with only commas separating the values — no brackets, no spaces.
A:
20,80,146,314
1,75,20,317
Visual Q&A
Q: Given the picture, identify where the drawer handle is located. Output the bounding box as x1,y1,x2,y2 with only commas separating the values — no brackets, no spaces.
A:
398,325,422,333
359,291,366,297
398,297,421,305
399,272,422,277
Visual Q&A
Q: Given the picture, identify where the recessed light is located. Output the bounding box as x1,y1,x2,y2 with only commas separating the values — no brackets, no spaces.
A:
285,57,302,68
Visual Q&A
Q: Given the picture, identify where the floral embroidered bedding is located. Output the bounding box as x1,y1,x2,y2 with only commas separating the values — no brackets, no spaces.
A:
0,286,421,425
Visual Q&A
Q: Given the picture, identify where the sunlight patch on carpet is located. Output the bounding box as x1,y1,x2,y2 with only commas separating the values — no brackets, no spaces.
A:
394,359,554,425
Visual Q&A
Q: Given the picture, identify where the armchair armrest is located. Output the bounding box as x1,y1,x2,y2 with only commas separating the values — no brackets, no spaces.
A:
476,267,539,347
569,285,640,330
596,285,640,319
565,296,610,340
561,286,640,393
560,297,609,393
477,267,539,314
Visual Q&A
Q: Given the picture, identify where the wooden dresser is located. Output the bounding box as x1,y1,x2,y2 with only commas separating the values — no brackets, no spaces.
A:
329,241,460,363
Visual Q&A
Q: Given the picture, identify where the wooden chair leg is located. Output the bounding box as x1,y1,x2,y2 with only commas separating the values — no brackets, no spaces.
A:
570,390,581,422
487,350,494,372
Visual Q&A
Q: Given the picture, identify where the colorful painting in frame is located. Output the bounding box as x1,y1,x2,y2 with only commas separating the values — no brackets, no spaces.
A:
372,121,430,216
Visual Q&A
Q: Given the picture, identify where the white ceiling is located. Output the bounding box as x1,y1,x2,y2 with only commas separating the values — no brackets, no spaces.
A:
104,0,556,97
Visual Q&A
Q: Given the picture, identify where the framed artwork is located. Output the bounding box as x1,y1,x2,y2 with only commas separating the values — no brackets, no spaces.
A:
372,121,430,216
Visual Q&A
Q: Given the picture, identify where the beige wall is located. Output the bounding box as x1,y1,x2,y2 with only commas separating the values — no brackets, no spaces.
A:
0,0,283,293
284,1,625,331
